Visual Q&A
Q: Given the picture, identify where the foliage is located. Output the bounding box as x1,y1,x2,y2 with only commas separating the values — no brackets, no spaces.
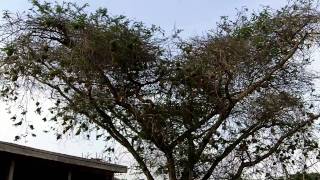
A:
277,172,320,180
1,0,320,179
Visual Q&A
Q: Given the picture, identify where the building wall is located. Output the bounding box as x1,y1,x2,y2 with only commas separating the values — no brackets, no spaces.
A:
0,152,114,180
0,157,10,180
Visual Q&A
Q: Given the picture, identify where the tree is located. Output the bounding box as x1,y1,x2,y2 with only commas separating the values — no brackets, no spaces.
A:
1,0,320,179
277,172,320,180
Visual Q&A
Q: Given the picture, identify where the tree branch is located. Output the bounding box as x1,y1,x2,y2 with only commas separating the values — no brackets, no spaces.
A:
235,33,309,102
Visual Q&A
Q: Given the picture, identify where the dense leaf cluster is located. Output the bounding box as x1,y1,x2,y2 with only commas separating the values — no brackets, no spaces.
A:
1,1,320,179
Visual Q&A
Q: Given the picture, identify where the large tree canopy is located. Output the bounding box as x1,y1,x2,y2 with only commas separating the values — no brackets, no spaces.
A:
1,0,320,179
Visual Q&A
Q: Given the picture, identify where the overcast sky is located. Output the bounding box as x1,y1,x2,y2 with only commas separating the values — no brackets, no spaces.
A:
0,0,292,170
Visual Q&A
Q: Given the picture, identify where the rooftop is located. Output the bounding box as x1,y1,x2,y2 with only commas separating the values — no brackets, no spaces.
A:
0,141,127,173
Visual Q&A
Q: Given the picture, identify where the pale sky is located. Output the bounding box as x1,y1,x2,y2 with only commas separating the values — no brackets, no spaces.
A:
1,0,288,36
0,0,293,175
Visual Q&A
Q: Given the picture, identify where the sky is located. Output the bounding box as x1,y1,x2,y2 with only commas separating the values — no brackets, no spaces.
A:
0,0,295,175
1,0,288,36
